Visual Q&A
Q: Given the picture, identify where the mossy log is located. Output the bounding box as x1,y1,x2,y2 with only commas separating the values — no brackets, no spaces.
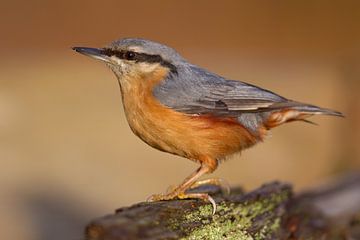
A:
85,174,360,240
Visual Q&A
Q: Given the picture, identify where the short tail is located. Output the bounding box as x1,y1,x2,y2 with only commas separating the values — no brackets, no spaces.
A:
290,103,344,117
265,101,344,128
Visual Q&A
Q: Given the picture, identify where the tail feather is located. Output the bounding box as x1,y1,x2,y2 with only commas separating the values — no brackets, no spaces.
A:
265,101,343,128
298,119,319,126
290,103,344,117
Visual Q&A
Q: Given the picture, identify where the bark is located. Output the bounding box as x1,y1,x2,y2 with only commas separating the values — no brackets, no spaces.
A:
84,174,360,240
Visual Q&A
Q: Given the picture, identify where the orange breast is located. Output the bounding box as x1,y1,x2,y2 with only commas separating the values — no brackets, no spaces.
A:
120,66,261,163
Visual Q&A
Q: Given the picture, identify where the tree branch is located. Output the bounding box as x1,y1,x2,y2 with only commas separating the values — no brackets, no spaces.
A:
84,174,360,240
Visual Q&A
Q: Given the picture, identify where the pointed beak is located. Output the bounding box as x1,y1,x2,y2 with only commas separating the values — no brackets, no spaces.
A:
72,47,110,63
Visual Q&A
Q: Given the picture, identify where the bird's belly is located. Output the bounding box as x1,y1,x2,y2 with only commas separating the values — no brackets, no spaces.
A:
123,95,260,161
119,67,261,162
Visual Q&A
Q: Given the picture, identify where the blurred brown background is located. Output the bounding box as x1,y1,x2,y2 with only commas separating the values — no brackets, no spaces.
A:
1,1,359,239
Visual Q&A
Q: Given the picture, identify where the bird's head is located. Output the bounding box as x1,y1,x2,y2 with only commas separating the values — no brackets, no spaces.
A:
73,38,183,88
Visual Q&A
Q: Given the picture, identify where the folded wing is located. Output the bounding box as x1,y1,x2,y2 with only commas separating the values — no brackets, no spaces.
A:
153,65,342,116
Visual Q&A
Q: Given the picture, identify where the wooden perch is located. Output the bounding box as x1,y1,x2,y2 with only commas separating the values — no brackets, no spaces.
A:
85,174,360,240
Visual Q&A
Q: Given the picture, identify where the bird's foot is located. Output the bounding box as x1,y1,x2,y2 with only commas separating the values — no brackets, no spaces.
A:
189,178,231,195
179,192,217,215
146,186,181,202
147,164,220,214
147,191,217,215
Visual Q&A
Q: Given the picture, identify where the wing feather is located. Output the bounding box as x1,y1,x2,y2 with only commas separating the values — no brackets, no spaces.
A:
153,65,291,116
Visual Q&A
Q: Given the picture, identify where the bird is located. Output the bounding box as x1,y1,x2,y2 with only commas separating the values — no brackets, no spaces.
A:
73,38,343,214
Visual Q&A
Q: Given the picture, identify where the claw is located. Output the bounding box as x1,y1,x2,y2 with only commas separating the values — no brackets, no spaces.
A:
178,192,217,215
208,195,217,215
146,195,156,202
190,178,231,195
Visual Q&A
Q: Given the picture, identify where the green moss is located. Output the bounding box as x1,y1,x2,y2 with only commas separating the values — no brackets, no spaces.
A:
178,190,289,240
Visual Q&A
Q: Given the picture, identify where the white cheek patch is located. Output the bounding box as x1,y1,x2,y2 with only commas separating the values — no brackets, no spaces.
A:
137,62,160,73
110,56,123,65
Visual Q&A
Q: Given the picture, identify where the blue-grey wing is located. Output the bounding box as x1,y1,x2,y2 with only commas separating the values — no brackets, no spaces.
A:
153,64,290,116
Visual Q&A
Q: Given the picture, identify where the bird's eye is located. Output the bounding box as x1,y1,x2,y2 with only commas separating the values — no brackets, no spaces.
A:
124,51,136,60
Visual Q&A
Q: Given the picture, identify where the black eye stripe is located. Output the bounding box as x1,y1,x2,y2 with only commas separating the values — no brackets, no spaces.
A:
125,51,136,60
102,48,177,74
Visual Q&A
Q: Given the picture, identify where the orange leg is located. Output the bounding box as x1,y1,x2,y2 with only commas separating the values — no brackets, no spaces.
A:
147,162,219,214
189,178,231,195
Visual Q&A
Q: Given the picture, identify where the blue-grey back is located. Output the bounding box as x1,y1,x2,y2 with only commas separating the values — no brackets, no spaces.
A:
153,64,287,114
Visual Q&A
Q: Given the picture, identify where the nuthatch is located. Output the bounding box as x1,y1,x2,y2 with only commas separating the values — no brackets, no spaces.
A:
73,38,343,214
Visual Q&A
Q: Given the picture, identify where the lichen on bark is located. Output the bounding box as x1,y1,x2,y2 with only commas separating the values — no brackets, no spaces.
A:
85,182,292,240
177,183,290,239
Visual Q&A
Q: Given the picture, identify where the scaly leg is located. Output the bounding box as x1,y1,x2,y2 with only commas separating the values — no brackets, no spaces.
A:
147,163,218,213
189,178,231,195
